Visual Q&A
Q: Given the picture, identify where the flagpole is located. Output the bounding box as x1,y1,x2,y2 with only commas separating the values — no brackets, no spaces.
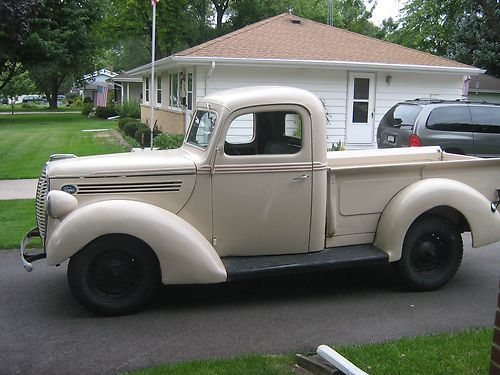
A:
150,1,157,150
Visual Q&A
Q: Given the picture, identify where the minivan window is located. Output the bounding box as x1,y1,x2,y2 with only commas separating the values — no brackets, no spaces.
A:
380,104,422,128
426,106,472,132
470,106,500,134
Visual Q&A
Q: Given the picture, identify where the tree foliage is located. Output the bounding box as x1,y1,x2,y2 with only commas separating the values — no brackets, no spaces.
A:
384,0,499,77
23,0,104,108
0,0,41,90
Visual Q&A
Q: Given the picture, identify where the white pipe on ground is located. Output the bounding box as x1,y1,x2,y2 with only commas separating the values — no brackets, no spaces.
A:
317,345,369,375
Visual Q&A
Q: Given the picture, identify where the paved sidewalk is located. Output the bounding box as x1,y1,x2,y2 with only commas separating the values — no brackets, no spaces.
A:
0,179,37,200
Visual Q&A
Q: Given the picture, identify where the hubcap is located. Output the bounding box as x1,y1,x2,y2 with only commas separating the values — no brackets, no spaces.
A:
89,251,138,298
411,233,446,272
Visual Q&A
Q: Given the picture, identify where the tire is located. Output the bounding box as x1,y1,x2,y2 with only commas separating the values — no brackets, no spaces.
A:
394,216,463,291
67,235,161,316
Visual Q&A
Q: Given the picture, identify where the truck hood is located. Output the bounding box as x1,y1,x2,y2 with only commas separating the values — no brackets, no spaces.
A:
47,149,196,178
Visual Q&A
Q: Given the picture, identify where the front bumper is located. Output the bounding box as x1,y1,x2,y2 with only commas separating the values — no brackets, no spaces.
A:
20,227,46,272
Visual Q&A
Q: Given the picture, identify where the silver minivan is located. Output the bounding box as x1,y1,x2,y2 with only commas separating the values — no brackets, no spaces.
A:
377,100,500,157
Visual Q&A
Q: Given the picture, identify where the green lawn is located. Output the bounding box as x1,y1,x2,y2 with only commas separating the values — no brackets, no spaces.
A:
0,199,40,249
130,328,493,375
0,113,127,179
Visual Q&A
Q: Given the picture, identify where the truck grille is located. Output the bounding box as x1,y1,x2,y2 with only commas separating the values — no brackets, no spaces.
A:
35,166,48,244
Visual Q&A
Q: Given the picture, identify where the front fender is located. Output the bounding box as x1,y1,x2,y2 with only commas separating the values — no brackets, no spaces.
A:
46,200,227,284
374,178,500,261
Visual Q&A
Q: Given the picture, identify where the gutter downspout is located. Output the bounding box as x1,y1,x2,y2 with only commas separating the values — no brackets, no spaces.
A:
205,61,216,97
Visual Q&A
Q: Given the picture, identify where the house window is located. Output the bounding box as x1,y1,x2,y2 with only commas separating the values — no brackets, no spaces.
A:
145,77,149,102
169,73,180,110
157,76,162,105
187,73,193,110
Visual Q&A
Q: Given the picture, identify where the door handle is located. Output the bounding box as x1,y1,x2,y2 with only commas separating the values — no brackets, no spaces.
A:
293,174,310,181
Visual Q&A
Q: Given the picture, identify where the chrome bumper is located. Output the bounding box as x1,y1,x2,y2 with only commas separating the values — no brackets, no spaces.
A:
20,228,45,272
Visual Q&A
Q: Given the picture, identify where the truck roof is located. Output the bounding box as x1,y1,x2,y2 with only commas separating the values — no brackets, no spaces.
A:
198,86,326,113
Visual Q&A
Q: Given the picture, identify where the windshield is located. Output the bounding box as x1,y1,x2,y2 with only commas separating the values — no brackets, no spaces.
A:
186,110,217,149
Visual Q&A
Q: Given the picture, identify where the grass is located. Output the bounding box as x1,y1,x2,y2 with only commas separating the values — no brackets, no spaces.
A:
129,328,493,375
0,113,127,179
0,199,41,249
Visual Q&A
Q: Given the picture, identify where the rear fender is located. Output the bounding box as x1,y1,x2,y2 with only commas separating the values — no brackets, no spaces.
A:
46,200,226,284
374,178,500,261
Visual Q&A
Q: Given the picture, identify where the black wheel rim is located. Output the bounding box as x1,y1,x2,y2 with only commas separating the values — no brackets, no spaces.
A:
88,251,139,300
411,233,448,272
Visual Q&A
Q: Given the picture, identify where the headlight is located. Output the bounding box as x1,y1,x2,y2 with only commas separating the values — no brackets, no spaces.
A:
46,190,78,219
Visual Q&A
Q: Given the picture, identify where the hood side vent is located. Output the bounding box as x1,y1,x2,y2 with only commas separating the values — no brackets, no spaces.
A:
76,181,183,195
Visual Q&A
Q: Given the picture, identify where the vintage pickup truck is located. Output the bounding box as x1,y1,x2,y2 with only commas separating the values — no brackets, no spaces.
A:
21,86,500,315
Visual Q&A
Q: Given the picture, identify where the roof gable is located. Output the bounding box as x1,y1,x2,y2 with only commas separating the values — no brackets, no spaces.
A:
177,13,470,69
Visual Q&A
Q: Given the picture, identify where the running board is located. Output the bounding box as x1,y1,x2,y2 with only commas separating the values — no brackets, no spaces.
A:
223,244,389,281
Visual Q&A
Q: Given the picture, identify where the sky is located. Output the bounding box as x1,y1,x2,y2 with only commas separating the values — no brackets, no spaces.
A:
365,0,404,25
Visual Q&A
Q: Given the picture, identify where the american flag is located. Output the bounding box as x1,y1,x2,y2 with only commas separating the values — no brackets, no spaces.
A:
96,85,108,107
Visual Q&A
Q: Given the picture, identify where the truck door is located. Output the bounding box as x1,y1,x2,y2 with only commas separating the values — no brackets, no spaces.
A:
212,105,313,257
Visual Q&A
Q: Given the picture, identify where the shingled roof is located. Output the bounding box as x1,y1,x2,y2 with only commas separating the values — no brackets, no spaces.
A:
177,13,469,68
129,13,480,75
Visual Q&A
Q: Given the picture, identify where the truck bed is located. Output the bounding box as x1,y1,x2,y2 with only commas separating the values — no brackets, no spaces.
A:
326,146,500,247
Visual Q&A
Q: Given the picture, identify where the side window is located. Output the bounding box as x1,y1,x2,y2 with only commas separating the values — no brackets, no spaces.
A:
470,106,500,134
224,111,302,156
426,106,472,132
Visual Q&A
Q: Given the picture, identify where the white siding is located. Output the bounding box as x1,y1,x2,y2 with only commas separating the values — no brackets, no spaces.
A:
192,66,464,149
197,66,348,149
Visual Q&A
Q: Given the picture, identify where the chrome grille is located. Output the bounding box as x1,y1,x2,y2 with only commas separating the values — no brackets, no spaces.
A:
35,166,48,244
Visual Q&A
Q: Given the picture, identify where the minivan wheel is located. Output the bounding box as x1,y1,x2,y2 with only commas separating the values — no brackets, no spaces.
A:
67,235,161,316
394,216,463,291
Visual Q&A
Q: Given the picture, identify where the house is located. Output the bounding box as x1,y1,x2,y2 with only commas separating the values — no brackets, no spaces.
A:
468,74,500,103
108,73,143,104
128,13,482,148
81,69,118,105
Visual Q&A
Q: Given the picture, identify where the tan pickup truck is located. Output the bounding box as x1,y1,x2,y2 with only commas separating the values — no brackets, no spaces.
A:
21,86,500,315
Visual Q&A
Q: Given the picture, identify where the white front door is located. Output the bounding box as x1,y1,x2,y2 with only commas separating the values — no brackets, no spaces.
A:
346,73,375,144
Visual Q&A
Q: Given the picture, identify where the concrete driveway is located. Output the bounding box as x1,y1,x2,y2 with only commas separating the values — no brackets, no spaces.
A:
0,233,498,374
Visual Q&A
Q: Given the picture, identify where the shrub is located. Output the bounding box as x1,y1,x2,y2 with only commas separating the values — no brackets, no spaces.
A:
154,133,184,150
81,102,93,116
83,97,93,103
123,121,140,137
116,100,141,119
72,96,83,108
135,124,161,148
118,117,139,130
95,106,118,119
122,135,140,148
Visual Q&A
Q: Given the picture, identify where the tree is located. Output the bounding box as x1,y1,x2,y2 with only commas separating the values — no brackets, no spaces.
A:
22,0,104,109
229,0,375,35
0,0,40,90
388,0,499,77
450,3,500,77
0,69,37,114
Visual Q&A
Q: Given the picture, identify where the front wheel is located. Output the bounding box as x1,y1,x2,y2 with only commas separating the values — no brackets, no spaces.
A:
68,235,161,316
394,216,463,291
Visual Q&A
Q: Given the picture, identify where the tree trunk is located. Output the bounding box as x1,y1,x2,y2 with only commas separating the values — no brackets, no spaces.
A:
48,78,61,110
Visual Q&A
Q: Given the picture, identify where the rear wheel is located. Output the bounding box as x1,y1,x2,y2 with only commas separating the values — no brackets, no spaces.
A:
394,216,463,291
68,235,161,316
